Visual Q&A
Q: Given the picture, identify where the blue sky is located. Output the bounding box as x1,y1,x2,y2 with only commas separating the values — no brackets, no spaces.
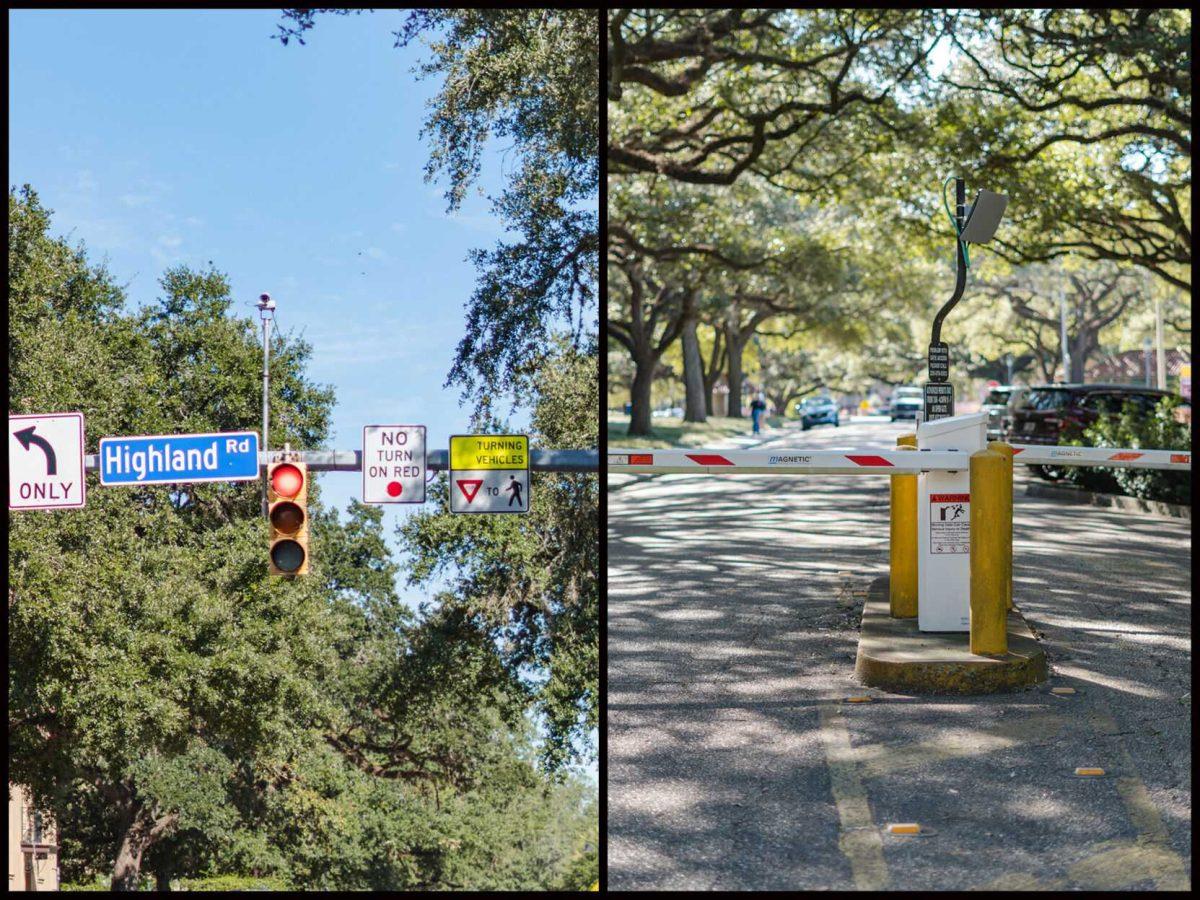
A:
10,8,519,571
10,9,596,778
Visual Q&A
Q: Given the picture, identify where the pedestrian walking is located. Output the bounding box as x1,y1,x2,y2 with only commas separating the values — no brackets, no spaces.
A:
751,392,767,435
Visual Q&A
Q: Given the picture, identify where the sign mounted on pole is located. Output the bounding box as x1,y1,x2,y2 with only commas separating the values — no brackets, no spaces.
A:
924,383,954,421
99,431,259,486
362,425,426,504
9,412,87,510
449,434,529,514
927,342,950,382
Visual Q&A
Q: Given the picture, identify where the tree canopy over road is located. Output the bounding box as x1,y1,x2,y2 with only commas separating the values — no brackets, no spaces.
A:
607,8,1191,433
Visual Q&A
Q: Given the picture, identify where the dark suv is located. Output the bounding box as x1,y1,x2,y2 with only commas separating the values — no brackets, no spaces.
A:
1009,383,1177,446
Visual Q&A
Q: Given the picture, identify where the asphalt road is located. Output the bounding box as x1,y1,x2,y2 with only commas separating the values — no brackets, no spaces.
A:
607,418,1191,891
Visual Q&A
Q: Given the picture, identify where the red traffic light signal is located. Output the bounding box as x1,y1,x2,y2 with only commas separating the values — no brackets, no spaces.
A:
267,461,309,576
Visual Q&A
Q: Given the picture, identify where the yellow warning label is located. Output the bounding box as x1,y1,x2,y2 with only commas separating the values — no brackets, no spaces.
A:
450,434,528,471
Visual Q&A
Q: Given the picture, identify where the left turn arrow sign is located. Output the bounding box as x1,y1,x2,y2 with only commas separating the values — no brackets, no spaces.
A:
14,425,58,475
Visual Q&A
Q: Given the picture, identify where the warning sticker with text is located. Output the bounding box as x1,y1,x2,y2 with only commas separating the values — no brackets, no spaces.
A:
930,492,969,554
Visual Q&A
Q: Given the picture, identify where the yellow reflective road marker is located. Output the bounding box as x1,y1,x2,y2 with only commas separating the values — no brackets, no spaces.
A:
1051,687,1077,695
887,823,921,835
1075,767,1106,776
845,696,873,703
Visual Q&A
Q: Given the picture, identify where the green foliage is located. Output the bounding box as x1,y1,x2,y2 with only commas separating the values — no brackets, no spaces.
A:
934,9,1190,294
175,874,292,891
607,9,1191,416
277,9,599,419
398,339,598,770
9,186,595,890
1065,397,1191,504
397,10,598,417
555,846,600,891
275,6,599,777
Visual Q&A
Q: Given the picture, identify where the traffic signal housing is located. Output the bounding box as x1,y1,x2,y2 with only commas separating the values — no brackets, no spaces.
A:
268,461,309,576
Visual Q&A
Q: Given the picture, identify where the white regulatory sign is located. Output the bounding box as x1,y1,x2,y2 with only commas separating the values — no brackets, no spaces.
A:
362,425,426,504
929,492,969,554
9,412,87,510
451,468,530,514
449,434,530,514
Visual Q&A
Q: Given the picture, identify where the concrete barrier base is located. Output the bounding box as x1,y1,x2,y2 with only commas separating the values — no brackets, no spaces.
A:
855,576,1047,694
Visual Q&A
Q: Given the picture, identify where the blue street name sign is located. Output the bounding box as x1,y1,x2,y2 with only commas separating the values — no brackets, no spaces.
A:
99,431,260,486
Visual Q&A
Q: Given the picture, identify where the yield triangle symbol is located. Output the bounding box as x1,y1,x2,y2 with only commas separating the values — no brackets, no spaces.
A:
457,479,484,503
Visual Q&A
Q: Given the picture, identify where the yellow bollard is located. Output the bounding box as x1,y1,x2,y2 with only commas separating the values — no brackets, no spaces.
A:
970,448,1008,655
988,441,1014,611
889,433,918,618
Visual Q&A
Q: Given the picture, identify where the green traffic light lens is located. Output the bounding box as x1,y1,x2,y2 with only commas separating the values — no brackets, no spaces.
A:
271,539,306,573
270,500,305,535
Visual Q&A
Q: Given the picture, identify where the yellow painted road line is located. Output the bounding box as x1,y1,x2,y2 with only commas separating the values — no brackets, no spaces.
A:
1084,702,1190,891
972,871,1067,891
853,712,1067,780
975,837,1190,892
817,702,889,891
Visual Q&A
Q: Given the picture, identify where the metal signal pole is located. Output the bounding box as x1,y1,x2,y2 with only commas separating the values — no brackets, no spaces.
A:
257,293,276,516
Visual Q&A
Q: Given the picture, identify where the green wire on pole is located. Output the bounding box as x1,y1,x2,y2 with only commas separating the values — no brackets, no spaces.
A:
942,176,970,269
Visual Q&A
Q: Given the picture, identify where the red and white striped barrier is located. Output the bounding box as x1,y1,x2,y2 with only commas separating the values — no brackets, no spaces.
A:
607,448,970,474
1008,444,1190,471
608,445,1191,474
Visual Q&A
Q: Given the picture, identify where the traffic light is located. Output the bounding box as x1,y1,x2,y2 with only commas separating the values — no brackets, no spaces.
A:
268,461,309,576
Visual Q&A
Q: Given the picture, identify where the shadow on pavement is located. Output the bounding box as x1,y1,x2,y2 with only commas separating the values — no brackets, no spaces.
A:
607,469,1190,891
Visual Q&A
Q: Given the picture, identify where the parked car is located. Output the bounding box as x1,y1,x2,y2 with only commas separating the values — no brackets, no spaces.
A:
981,385,1030,441
796,396,839,430
1009,383,1180,480
889,386,924,421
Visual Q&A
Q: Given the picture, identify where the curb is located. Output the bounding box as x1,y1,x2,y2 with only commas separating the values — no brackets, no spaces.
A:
854,576,1047,695
1024,482,1190,520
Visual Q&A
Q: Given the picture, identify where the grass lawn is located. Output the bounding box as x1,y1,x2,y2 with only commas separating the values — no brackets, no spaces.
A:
607,414,788,449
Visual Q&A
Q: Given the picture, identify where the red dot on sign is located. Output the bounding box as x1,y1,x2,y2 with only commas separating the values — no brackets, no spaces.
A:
386,482,403,497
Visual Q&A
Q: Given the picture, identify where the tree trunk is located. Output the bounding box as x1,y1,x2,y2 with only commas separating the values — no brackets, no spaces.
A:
679,311,707,423
726,328,747,418
701,325,724,417
628,354,656,437
155,867,172,892
111,802,178,892
1069,329,1096,383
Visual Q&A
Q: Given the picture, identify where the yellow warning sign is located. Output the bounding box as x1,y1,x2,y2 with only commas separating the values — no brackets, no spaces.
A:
449,434,528,471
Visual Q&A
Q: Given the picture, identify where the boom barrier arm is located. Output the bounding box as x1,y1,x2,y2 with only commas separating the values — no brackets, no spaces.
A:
609,445,1190,474
609,448,972,474
1008,444,1190,471
83,448,599,473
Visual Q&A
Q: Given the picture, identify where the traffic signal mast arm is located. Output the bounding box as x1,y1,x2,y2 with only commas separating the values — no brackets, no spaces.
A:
82,448,600,473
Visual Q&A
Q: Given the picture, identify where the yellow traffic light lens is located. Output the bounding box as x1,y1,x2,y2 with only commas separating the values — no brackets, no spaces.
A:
271,539,306,573
270,500,305,535
271,463,304,498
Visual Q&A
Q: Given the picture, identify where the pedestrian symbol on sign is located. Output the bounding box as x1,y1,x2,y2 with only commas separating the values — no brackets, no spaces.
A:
506,475,524,508
940,504,965,521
